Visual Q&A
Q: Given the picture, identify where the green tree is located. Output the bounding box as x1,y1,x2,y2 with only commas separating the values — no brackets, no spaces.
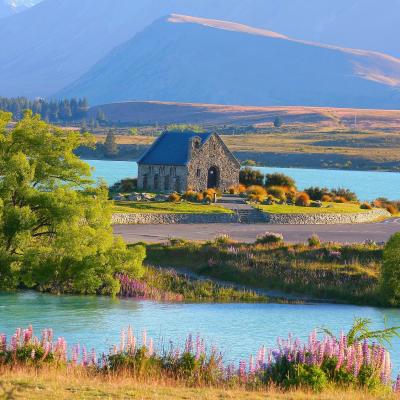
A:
104,130,119,157
265,173,296,188
381,233,400,306
129,127,138,136
239,167,264,186
0,110,144,295
274,117,282,128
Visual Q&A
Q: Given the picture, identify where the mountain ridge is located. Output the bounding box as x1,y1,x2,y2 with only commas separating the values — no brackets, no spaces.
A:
56,14,400,109
1,0,400,98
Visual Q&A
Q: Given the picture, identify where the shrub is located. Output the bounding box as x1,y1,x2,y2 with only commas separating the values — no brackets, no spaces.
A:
295,192,310,207
331,188,358,202
229,186,236,195
265,173,296,189
381,233,400,306
239,167,264,186
183,190,198,202
196,193,204,202
238,184,246,194
214,234,233,245
333,196,347,203
246,185,267,197
169,193,181,203
386,204,398,215
256,232,284,245
267,186,287,201
360,203,372,210
321,194,333,202
308,234,321,247
304,187,330,201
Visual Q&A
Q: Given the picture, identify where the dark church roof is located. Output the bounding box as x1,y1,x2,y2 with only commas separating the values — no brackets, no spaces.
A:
138,131,213,165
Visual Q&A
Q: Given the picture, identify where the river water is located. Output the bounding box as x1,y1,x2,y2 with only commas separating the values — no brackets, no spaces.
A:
87,160,400,201
1,291,400,373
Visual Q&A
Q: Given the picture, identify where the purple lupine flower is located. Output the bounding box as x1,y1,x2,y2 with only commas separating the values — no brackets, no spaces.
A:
82,346,88,367
393,373,400,392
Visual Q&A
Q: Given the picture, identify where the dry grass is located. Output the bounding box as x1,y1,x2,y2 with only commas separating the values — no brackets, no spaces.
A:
0,368,395,400
95,130,400,165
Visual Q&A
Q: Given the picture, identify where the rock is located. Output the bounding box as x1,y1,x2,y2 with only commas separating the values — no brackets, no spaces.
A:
310,201,323,208
127,194,143,201
113,194,126,201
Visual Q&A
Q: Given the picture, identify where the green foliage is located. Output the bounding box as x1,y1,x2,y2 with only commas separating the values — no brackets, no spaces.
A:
322,317,400,347
239,167,264,186
266,358,327,392
0,97,88,123
165,124,204,133
273,116,283,128
143,266,267,302
0,110,145,295
255,232,284,245
104,130,119,157
265,173,296,189
308,234,321,248
304,187,330,201
381,233,400,306
331,188,358,202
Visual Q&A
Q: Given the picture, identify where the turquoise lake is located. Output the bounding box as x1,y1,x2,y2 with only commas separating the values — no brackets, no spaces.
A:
87,159,400,201
1,291,400,373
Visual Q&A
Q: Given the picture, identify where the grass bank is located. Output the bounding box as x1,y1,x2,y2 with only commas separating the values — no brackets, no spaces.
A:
257,202,368,214
127,266,275,303
113,201,232,214
145,240,383,305
0,369,394,400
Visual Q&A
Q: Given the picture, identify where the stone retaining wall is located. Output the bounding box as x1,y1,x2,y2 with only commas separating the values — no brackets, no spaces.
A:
112,212,239,225
263,208,391,225
112,209,390,225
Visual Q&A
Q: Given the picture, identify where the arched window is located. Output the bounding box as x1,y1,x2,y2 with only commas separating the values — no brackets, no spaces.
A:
164,175,170,191
175,176,181,193
154,174,159,191
143,174,148,190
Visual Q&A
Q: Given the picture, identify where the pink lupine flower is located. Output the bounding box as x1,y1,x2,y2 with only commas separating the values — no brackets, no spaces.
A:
142,330,147,348
31,349,36,360
82,346,88,367
249,355,254,374
238,360,247,380
148,339,154,356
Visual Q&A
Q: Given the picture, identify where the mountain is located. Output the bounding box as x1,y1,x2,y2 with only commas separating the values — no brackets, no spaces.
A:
57,15,400,109
1,0,400,98
0,0,41,18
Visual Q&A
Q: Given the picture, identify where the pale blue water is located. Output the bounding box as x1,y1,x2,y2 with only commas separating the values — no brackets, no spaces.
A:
1,292,400,373
87,160,400,201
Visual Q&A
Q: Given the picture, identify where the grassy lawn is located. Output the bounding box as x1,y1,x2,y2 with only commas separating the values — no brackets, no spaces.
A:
0,369,392,400
113,201,233,214
257,202,368,214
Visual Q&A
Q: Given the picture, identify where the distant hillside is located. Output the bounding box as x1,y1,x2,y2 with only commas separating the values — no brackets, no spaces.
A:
88,101,400,132
2,0,400,98
59,15,400,109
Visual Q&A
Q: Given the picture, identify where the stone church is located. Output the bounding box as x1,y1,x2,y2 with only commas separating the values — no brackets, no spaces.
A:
137,131,240,193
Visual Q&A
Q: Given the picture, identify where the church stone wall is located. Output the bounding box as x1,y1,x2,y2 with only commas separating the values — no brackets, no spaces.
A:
138,164,188,192
187,134,240,192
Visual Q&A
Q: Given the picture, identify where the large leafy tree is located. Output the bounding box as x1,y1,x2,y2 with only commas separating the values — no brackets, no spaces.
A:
381,232,400,306
0,110,145,295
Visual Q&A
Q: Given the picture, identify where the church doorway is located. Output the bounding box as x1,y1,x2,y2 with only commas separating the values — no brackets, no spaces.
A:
207,166,218,189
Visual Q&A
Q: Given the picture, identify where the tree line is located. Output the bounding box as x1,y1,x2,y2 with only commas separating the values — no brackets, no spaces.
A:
0,97,89,123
